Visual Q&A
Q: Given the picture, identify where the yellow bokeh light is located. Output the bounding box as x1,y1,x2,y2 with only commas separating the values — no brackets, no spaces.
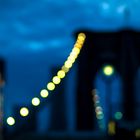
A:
7,117,15,126
76,39,84,45
135,129,140,138
31,97,40,106
108,121,116,135
20,107,29,117
103,65,114,76
47,82,55,91
74,44,81,49
68,56,75,63
52,76,61,84
62,66,69,73
40,89,49,98
71,51,79,57
72,47,80,54
76,44,82,49
64,60,73,68
57,70,65,78
78,33,86,41
70,52,78,59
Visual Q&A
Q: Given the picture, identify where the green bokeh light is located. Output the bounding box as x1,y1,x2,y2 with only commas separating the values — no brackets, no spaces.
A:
114,112,123,120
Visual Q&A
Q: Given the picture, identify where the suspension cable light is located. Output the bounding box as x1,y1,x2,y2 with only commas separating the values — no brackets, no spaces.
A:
50,33,86,86
61,66,69,73
40,89,49,98
57,70,66,78
52,76,61,85
6,33,86,125
7,117,15,126
47,82,55,91
64,60,73,69
20,107,29,117
31,97,40,106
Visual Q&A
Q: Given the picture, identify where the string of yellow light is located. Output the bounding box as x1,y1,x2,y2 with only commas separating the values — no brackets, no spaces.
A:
6,33,86,126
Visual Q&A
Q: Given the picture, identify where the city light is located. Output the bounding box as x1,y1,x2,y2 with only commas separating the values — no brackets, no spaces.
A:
114,112,123,120
40,89,49,98
32,97,40,106
7,117,15,126
20,107,29,117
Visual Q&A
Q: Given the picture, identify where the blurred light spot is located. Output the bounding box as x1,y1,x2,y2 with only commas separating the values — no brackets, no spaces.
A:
40,89,49,98
103,65,114,76
64,60,73,68
92,89,97,96
95,106,103,113
57,70,65,78
7,117,15,126
108,121,116,135
70,51,78,58
52,76,61,84
96,113,104,120
62,66,69,73
135,129,140,138
78,33,86,40
98,119,105,129
74,44,81,49
94,94,99,102
47,82,55,91
20,107,29,117
72,47,80,55
77,39,84,45
114,112,123,120
68,56,75,63
99,123,105,129
32,97,40,106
